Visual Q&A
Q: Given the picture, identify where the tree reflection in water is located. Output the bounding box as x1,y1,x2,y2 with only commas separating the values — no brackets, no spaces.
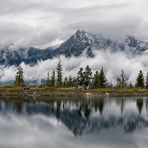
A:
0,97,148,136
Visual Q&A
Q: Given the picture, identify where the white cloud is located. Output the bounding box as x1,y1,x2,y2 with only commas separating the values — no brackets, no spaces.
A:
0,0,148,48
0,50,148,85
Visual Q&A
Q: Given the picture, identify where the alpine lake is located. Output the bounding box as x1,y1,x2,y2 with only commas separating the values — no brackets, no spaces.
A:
0,96,148,148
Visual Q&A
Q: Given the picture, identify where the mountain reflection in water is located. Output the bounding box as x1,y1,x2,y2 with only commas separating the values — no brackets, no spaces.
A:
0,97,148,148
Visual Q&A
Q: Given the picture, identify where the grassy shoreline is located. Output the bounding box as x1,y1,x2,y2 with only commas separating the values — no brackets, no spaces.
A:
0,86,148,98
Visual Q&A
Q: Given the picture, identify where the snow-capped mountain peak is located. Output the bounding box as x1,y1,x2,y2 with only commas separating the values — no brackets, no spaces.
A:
0,30,148,66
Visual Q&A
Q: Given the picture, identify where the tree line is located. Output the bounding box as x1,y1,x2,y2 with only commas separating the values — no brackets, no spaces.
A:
14,60,148,89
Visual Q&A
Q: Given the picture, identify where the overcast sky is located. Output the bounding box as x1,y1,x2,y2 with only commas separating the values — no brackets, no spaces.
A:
0,0,148,48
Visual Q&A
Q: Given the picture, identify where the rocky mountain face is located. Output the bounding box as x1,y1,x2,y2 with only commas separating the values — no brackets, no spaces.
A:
0,30,148,66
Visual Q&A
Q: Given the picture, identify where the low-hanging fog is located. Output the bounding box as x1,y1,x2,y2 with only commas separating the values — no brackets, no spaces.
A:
0,49,148,85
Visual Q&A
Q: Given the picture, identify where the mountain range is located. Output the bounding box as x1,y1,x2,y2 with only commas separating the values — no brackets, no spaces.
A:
0,30,148,66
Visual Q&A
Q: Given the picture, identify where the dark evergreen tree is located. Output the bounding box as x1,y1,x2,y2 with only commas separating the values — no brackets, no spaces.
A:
56,60,62,87
136,70,144,88
72,77,77,87
99,67,107,88
77,67,85,87
63,77,68,87
46,72,51,86
145,72,148,89
68,76,73,87
14,66,25,87
51,70,55,87
67,76,75,87
93,71,100,89
83,65,92,89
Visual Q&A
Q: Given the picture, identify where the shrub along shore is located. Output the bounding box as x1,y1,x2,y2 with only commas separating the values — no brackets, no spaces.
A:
0,87,148,98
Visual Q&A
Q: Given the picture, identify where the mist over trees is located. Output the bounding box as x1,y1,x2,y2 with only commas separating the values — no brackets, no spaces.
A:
13,60,148,89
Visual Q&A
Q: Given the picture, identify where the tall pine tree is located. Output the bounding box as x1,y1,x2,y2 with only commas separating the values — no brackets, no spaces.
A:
14,66,25,87
83,65,92,89
77,67,85,87
51,70,55,87
46,72,51,86
136,70,144,88
145,72,148,89
56,60,63,87
93,71,100,89
99,67,107,88
68,76,73,87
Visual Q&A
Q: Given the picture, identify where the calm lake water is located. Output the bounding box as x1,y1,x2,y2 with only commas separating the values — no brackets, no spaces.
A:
0,97,148,148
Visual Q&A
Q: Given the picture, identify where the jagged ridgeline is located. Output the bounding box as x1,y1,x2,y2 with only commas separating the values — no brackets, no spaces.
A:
0,30,148,66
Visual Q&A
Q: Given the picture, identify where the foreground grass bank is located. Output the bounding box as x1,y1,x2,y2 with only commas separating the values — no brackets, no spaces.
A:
0,86,148,98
